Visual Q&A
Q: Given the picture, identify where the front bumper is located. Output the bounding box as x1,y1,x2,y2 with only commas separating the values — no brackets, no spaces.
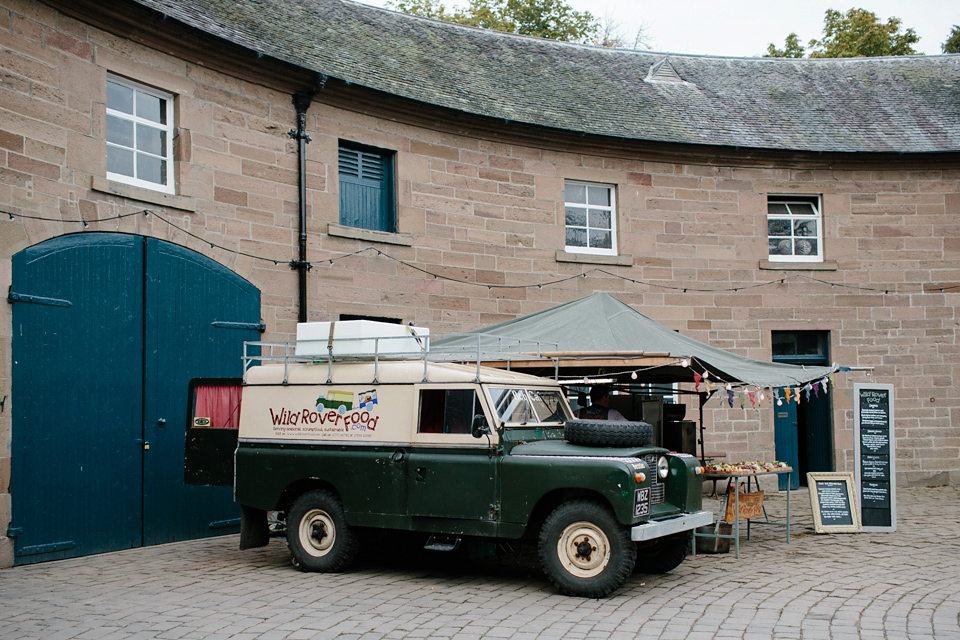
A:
630,510,714,542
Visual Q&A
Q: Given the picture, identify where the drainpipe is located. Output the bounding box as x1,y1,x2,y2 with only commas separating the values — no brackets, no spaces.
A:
288,77,326,323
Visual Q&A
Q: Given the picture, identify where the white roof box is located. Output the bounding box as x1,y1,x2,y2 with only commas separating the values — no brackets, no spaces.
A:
295,320,429,357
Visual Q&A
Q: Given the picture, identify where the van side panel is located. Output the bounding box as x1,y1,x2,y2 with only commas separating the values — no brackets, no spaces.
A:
235,443,408,528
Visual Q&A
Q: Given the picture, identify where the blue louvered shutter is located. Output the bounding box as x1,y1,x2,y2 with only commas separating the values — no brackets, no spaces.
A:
339,144,394,232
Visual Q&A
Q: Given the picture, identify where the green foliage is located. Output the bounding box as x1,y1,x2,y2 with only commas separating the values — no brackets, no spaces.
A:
765,33,805,58
388,0,600,43
764,7,921,58
808,8,920,58
944,25,960,54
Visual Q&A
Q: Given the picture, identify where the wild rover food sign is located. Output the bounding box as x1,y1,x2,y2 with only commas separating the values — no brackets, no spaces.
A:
854,383,896,532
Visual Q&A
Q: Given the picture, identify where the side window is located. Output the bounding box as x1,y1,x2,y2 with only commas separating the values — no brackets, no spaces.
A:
418,389,481,434
106,75,175,194
564,181,617,256
767,195,822,262
338,142,396,232
191,382,242,428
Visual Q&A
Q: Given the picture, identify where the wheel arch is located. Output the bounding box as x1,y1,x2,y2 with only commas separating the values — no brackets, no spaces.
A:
277,478,341,513
523,488,615,539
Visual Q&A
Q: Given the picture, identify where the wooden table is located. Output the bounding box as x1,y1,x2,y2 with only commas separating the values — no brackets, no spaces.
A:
692,468,793,558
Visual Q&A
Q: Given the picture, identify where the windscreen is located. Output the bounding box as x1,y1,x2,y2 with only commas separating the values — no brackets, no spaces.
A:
488,387,570,425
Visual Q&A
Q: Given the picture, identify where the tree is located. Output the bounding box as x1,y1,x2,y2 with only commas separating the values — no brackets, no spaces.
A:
944,25,960,54
765,33,805,58
388,0,600,44
765,7,921,58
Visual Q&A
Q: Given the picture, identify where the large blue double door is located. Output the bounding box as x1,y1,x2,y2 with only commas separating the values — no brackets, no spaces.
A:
10,233,261,564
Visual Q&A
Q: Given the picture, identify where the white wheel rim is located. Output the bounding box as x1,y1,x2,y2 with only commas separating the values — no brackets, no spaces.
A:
557,521,611,578
299,508,336,558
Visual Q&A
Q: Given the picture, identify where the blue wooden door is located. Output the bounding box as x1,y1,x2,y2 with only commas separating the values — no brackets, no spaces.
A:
11,234,144,563
10,233,260,564
774,392,800,490
142,238,260,544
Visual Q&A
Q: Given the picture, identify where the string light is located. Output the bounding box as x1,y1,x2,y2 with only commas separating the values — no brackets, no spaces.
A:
3,206,954,294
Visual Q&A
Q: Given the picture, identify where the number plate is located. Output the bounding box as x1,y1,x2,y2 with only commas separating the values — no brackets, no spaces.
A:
634,488,650,517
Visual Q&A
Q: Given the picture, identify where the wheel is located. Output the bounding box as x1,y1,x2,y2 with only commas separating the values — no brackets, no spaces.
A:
564,419,653,447
635,531,690,574
287,490,357,572
538,500,636,598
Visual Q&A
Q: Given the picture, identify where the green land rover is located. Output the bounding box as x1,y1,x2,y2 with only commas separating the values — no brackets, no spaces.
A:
218,332,712,598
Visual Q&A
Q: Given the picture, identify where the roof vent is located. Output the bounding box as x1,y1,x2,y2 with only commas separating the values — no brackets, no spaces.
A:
644,58,695,87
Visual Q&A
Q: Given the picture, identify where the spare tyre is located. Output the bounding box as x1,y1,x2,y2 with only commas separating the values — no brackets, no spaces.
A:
564,419,654,447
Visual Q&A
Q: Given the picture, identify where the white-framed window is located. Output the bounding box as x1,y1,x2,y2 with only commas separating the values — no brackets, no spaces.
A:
767,195,823,262
106,75,175,194
564,181,617,255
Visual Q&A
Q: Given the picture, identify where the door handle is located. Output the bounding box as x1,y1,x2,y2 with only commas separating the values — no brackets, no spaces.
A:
415,467,426,482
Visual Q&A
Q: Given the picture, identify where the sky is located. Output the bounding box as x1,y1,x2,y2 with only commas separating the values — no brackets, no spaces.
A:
351,0,959,57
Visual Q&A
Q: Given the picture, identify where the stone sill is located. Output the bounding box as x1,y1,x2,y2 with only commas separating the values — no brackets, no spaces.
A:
90,176,196,212
327,223,412,246
759,260,838,271
556,250,632,266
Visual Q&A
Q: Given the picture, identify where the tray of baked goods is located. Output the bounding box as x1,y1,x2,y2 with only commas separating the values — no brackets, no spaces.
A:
703,460,791,475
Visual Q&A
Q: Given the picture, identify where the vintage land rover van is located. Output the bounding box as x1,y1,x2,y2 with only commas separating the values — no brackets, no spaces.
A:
194,322,712,598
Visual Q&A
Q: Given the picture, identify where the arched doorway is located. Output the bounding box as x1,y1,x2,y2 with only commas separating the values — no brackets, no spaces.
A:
10,233,262,564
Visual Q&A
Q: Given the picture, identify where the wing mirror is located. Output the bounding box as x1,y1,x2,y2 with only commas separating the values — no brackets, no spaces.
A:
471,414,491,439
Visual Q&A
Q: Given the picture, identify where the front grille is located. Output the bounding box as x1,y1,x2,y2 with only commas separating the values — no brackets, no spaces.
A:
642,454,665,505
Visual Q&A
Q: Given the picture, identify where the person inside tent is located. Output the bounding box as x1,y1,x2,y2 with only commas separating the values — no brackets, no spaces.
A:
575,385,627,420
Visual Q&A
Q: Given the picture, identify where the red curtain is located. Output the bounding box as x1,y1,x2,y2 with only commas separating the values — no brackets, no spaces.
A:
194,384,242,429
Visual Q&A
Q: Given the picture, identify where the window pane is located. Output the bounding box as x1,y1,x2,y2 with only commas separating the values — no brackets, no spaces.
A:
529,390,570,423
107,145,134,177
768,219,791,236
771,333,796,357
107,81,133,114
787,202,816,216
488,388,534,424
136,92,166,124
794,220,817,237
588,209,611,230
107,115,134,148
136,153,166,185
589,229,612,249
767,202,789,215
769,238,792,256
794,238,816,256
565,206,586,227
564,182,586,204
797,333,823,356
566,227,587,247
443,390,477,435
136,123,165,156
587,185,610,206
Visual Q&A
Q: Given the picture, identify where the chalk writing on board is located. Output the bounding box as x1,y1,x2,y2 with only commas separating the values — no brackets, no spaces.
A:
816,480,854,525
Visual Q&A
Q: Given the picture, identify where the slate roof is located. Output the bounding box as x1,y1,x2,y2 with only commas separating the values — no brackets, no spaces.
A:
131,0,960,154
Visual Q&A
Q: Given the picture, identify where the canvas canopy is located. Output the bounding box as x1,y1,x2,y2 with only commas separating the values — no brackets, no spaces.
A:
432,293,836,389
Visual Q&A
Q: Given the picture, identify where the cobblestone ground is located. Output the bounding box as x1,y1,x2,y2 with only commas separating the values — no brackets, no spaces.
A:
2,486,959,640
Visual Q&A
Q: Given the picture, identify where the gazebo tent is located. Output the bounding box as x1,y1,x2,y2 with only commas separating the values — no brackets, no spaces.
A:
433,293,838,464
432,292,836,388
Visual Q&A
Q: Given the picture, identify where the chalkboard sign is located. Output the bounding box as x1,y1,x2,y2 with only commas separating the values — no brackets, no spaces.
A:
854,383,896,532
808,472,861,533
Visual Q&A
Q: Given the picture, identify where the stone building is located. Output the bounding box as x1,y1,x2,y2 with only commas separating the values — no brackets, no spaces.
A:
0,0,957,565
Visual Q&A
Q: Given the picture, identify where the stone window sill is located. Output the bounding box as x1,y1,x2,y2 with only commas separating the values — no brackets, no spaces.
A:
327,223,412,246
90,176,196,212
556,250,632,266
759,260,838,271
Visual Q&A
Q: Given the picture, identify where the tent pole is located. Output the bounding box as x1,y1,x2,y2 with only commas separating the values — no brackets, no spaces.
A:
698,391,707,465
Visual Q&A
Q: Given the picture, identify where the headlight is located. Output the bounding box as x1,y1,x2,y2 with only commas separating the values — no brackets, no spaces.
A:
657,456,669,479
